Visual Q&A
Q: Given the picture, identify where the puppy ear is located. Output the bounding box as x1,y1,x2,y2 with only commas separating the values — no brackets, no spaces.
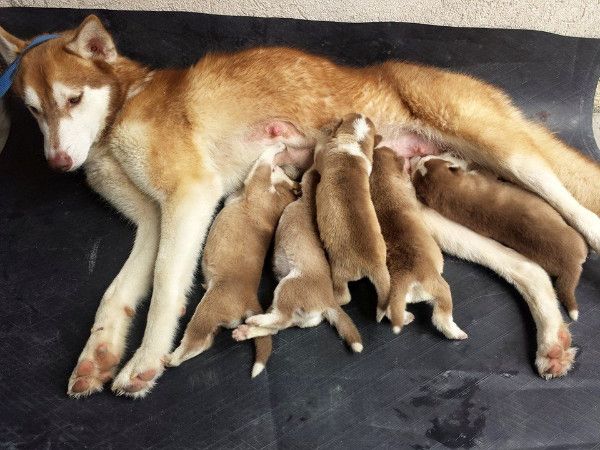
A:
374,134,383,147
65,15,117,63
321,118,343,136
0,26,26,65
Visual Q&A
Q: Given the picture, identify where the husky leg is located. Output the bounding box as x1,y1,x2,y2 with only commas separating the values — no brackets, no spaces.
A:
423,206,576,379
68,154,159,398
112,176,222,397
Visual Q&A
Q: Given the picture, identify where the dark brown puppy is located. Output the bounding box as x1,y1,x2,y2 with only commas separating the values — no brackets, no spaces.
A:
370,147,467,339
412,154,587,320
314,113,390,313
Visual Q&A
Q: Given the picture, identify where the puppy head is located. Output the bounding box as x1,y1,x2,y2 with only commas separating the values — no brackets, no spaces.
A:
374,146,408,176
245,144,301,200
334,113,378,162
410,153,467,183
271,164,301,198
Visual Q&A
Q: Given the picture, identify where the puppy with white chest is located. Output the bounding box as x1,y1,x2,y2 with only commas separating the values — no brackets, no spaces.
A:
314,113,391,314
412,154,587,321
166,145,300,378
232,169,363,352
370,147,467,339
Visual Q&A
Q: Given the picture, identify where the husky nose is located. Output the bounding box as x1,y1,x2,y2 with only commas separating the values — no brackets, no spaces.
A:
49,151,73,172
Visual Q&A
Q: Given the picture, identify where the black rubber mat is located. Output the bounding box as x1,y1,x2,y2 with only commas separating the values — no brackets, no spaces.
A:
1,7,600,449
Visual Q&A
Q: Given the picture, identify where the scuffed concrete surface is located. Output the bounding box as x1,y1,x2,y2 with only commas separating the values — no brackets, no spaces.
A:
0,0,599,38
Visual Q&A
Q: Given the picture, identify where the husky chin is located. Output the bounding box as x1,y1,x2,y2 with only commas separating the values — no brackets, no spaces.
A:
0,15,596,396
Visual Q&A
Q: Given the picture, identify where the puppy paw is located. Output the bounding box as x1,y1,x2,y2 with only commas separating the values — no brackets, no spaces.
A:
232,325,251,341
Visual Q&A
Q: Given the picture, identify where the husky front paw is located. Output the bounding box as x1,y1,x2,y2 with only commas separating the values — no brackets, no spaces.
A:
536,326,577,379
67,329,123,399
111,352,165,398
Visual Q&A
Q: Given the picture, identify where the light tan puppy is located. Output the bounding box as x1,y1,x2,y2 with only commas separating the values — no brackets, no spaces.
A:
370,147,467,339
165,145,300,378
412,154,587,321
232,169,363,352
314,113,390,314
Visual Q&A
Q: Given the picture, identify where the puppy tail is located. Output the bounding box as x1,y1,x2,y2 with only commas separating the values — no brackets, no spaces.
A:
252,335,272,378
554,267,582,321
326,307,363,353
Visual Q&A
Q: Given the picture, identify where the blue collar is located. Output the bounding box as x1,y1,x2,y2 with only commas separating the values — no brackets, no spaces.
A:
0,33,61,98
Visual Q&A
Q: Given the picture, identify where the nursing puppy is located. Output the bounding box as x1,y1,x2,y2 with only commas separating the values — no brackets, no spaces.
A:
166,145,300,378
370,147,467,339
232,169,363,352
314,113,390,313
412,154,587,320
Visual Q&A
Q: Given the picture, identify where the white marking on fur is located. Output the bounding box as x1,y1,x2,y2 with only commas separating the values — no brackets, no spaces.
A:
353,115,369,141
251,362,265,378
569,310,579,321
335,142,372,174
435,152,470,170
23,86,42,111
245,143,285,188
270,165,294,189
351,342,363,353
52,83,111,170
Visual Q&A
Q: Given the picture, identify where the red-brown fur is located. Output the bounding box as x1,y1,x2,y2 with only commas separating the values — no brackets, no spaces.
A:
412,156,588,319
314,114,390,312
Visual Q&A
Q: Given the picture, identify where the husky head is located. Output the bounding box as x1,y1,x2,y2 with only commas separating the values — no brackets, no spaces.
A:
0,15,121,171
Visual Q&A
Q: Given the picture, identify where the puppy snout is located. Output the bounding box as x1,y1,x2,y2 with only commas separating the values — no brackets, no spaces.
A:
48,151,73,172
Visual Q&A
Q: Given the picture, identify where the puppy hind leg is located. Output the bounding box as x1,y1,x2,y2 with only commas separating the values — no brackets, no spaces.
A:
381,278,415,334
426,276,468,340
246,298,273,378
165,292,221,367
367,266,391,317
251,336,272,378
245,311,287,328
555,265,582,321
331,268,352,306
325,307,363,352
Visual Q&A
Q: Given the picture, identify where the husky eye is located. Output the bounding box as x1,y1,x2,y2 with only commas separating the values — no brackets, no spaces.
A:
68,93,83,106
27,105,39,115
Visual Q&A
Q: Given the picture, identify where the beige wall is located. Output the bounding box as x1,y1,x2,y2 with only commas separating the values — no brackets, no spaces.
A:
1,0,599,38
1,0,599,143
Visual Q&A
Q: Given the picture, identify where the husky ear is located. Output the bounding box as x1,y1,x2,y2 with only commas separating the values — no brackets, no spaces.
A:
0,26,26,65
66,15,117,63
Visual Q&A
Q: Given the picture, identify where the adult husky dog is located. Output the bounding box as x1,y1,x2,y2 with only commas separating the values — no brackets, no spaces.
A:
0,15,592,397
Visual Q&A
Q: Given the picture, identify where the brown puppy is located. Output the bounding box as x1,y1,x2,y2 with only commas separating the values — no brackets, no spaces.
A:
371,147,468,339
166,144,300,377
232,169,363,352
412,154,587,320
314,113,390,314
